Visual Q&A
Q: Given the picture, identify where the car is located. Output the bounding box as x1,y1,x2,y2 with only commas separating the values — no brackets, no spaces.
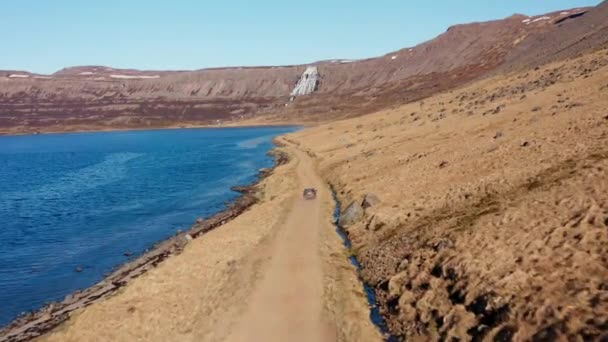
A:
303,188,317,200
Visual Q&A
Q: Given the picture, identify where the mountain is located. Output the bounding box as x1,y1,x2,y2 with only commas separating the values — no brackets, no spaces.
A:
501,2,608,71
0,5,603,134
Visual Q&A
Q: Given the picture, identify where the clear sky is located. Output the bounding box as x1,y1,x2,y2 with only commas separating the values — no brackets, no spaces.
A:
0,0,601,74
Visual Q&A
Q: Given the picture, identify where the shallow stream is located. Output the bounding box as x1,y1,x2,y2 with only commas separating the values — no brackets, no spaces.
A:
331,188,398,341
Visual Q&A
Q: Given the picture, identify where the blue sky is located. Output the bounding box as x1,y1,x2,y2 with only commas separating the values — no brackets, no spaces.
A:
0,0,601,74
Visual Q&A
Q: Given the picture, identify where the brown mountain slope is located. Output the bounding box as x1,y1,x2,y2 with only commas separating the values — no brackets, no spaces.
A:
501,1,608,72
289,46,608,341
0,6,596,134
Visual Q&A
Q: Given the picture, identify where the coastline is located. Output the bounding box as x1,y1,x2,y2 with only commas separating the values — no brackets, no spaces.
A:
0,140,290,342
0,122,309,137
26,137,382,342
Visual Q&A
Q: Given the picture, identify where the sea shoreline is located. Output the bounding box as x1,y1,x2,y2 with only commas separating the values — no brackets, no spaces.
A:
0,139,290,342
0,122,308,137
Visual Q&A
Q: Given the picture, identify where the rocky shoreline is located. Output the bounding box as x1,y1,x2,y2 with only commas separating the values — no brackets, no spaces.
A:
0,143,289,342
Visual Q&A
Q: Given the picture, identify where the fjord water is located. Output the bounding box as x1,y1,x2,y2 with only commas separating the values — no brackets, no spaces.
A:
0,126,297,325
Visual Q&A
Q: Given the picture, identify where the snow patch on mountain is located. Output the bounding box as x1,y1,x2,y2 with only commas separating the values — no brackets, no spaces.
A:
109,75,161,79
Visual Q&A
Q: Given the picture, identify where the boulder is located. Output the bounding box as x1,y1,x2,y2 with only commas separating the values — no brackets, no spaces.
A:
366,215,386,231
340,200,364,227
361,193,381,208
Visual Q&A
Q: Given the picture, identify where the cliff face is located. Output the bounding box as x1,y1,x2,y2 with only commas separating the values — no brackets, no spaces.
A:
0,6,601,134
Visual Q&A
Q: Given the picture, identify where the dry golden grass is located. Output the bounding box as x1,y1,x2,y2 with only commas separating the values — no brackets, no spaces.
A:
289,48,608,340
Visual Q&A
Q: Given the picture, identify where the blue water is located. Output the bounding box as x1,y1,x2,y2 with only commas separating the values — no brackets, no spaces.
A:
0,126,297,326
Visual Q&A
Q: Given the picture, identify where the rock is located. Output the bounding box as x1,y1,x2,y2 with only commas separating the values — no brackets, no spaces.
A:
431,238,453,251
401,304,418,321
75,266,83,273
443,305,478,340
340,200,364,227
366,215,386,231
520,140,530,147
397,258,410,272
231,185,253,194
123,251,133,257
40,311,52,321
177,233,192,247
493,131,503,139
64,293,75,303
196,217,204,224
416,283,453,325
388,271,409,299
439,161,449,168
361,193,381,208
399,290,417,306
412,271,432,289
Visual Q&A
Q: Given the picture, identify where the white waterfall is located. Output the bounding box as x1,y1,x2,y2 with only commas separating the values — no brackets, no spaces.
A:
290,66,320,97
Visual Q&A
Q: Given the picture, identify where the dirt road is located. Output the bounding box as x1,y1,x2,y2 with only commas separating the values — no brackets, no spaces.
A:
227,148,333,342
35,143,379,342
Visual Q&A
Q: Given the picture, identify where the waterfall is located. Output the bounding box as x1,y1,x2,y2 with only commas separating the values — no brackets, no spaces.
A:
290,66,320,98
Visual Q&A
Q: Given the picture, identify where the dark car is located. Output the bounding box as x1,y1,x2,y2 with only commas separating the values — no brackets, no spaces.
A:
303,188,317,200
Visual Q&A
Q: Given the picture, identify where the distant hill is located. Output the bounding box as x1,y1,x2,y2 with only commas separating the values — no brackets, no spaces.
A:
0,4,605,134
